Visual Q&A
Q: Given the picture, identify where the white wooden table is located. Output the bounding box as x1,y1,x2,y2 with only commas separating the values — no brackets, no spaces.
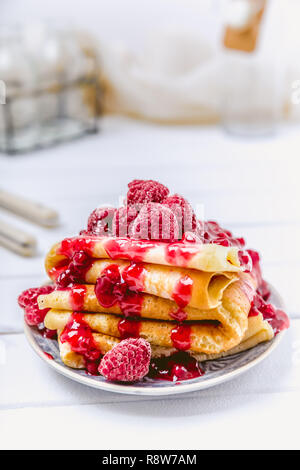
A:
0,116,299,450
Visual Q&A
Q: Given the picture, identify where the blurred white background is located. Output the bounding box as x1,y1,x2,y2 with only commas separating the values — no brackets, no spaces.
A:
2,0,222,47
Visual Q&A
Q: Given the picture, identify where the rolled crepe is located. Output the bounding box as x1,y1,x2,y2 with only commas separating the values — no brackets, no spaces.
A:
40,274,254,341
45,274,254,355
47,310,238,354
42,258,240,310
57,314,274,370
38,284,232,320
45,235,250,274
57,329,119,370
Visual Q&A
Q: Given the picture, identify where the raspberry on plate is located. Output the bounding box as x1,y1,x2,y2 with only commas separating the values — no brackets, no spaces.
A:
127,179,169,205
18,285,55,326
129,202,180,242
99,338,151,382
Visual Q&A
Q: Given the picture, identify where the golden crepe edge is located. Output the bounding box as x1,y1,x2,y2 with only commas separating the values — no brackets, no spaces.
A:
45,236,248,274
57,314,274,370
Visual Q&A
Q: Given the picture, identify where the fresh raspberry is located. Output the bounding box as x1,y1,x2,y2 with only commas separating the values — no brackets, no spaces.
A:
18,286,55,326
198,220,245,248
181,231,203,244
127,179,169,205
99,338,151,382
86,207,116,236
129,203,179,242
112,205,139,237
18,285,54,309
163,194,197,237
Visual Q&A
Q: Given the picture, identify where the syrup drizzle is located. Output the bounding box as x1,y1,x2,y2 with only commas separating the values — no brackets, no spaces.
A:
41,327,57,340
105,238,156,262
171,324,192,351
58,237,96,258
60,313,102,374
165,241,199,266
44,352,54,360
122,262,146,292
248,294,290,335
148,352,203,382
94,263,145,317
169,308,188,322
118,318,141,339
55,251,94,288
69,285,87,311
172,275,193,308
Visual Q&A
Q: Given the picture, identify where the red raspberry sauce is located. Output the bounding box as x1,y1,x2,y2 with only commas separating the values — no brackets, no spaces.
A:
105,238,157,262
169,308,188,322
248,294,290,335
58,237,96,258
165,241,199,266
55,251,94,288
60,313,102,374
171,324,192,351
118,318,141,339
41,327,57,339
44,352,54,360
95,263,145,317
69,285,87,311
148,352,203,382
172,275,193,308
122,262,146,292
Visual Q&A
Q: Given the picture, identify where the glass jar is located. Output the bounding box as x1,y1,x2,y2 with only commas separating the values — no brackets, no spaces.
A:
0,22,99,154
0,26,39,153
220,0,287,136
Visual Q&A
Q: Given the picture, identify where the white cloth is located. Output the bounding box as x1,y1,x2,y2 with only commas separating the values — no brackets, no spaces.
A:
98,1,299,123
100,29,220,123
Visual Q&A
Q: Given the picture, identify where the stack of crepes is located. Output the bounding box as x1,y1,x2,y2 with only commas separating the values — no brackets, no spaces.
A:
38,234,277,373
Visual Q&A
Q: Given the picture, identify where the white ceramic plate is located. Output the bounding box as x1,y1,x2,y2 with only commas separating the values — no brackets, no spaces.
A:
24,286,287,396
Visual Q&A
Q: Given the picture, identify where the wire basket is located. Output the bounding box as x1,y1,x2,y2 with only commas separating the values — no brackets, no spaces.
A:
0,24,101,154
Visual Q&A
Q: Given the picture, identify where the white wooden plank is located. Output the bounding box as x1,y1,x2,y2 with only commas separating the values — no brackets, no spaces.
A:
1,389,299,450
1,117,300,226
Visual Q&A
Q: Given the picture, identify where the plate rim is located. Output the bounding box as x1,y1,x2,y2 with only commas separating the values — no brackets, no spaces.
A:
23,284,287,396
